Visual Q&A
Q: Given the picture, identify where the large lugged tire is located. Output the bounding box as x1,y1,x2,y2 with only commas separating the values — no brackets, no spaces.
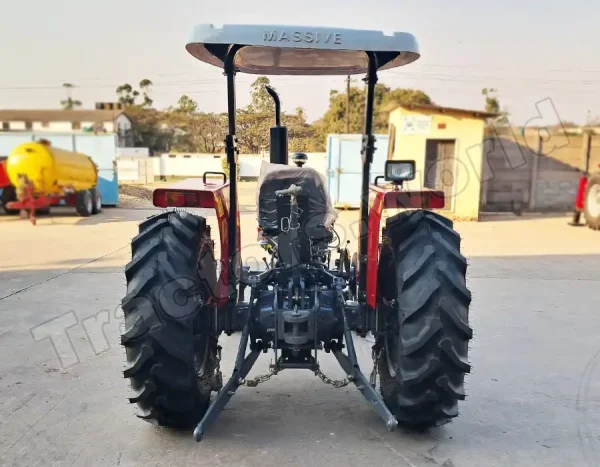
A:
378,210,473,430
584,174,600,230
121,210,218,429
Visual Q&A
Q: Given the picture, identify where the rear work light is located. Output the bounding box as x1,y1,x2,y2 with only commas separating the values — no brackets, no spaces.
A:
384,160,416,182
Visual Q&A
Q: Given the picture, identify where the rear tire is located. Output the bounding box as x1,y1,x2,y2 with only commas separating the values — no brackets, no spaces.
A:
378,210,473,430
584,174,600,230
121,211,218,428
90,187,102,215
76,190,93,217
1,186,19,215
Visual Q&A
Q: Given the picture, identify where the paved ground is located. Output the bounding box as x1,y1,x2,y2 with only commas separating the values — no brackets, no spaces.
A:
1,205,599,467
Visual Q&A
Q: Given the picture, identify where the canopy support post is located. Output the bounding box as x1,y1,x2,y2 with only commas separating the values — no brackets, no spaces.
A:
357,52,378,304
224,44,243,312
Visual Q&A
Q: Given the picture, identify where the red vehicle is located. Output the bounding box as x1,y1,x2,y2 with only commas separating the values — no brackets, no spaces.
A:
120,24,473,441
569,137,600,230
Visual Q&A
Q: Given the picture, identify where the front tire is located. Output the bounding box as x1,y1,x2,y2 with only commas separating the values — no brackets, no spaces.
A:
121,211,218,428
378,210,473,430
584,174,600,230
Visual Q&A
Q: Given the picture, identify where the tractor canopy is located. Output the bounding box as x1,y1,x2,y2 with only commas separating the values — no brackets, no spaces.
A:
186,24,420,75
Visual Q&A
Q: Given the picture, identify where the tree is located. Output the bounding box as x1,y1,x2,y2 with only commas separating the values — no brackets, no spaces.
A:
319,84,432,135
139,79,153,108
173,95,198,115
60,83,82,110
287,107,324,152
248,76,274,113
116,84,140,106
481,88,500,114
125,106,173,154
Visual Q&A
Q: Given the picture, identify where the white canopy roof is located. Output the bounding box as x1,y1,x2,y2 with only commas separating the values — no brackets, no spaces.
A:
186,24,420,75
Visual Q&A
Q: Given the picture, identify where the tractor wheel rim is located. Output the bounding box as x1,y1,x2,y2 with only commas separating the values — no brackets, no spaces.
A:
588,184,600,218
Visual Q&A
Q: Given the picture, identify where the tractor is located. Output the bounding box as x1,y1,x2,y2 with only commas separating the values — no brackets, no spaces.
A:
120,24,473,441
569,133,600,230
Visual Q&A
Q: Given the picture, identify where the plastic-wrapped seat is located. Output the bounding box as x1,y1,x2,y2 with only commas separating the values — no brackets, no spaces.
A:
258,164,337,260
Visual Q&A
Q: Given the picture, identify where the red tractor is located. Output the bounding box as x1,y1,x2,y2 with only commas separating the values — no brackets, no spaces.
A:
571,173,600,230
570,136,600,230
120,24,473,441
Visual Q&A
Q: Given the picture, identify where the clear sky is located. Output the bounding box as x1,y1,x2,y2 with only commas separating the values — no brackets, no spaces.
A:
1,0,598,125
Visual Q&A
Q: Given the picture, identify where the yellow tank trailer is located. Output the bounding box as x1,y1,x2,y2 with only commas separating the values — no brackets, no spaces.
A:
4,140,103,223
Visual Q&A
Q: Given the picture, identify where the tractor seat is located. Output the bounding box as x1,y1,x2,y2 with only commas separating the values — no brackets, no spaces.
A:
258,165,336,241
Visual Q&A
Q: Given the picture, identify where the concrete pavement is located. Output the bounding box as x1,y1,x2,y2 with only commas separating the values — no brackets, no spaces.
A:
0,207,599,466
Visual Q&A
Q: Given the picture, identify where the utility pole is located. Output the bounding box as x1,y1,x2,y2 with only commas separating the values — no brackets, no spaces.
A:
345,75,350,133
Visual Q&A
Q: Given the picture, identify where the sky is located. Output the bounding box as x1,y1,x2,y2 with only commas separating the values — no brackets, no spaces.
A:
0,0,599,126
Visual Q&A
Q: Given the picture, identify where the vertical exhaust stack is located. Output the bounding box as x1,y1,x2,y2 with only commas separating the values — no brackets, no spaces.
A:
265,86,288,165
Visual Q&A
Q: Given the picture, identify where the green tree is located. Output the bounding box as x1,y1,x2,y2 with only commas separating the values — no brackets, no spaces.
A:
173,95,198,115
116,84,140,106
125,106,173,154
60,83,82,110
248,76,274,113
319,84,432,135
139,79,153,107
481,88,500,114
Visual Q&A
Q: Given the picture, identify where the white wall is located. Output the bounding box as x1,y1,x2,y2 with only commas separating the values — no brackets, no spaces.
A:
117,157,154,184
125,152,329,182
117,147,149,157
9,121,26,130
49,122,75,131
4,120,116,132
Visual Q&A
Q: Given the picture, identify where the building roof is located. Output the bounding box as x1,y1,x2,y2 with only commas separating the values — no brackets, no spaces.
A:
0,109,127,123
396,103,498,120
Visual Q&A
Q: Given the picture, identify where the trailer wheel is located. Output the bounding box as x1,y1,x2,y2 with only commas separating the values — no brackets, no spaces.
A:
584,174,600,230
90,188,102,215
75,190,93,217
378,210,473,430
121,211,218,429
1,186,19,215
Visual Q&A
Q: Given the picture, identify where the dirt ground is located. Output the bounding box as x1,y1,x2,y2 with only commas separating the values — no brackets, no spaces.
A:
0,198,599,466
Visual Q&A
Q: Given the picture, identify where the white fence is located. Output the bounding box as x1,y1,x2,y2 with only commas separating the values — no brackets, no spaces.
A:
117,153,327,184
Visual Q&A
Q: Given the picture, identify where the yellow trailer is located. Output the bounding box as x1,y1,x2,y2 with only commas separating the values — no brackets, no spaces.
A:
3,140,102,223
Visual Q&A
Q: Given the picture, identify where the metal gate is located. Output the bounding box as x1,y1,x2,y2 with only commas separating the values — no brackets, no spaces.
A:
326,134,389,208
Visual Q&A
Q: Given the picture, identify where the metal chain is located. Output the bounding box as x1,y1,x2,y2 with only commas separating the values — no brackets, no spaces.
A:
240,367,279,387
369,345,381,388
315,367,352,388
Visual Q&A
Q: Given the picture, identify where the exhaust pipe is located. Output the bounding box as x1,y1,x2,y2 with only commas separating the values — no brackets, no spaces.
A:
265,86,288,165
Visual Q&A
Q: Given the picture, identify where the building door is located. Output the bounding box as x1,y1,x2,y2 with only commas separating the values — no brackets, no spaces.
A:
425,139,456,210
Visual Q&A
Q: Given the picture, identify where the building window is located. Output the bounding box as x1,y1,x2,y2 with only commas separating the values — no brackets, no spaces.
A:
42,122,49,129
184,155,191,158
1,122,8,130
72,122,81,130
25,121,32,130
168,154,176,158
